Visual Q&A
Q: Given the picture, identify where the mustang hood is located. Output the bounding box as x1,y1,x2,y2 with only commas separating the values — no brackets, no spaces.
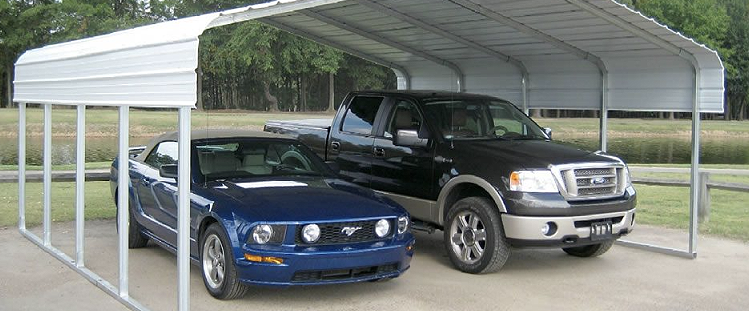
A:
205,177,401,223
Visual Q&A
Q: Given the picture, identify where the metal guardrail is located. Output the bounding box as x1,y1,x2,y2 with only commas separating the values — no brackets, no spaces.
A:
0,169,110,183
630,166,749,223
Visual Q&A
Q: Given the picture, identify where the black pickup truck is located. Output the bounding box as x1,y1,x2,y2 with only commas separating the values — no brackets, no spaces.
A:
265,90,636,274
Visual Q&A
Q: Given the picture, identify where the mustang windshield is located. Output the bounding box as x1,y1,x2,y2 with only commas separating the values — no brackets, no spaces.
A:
196,139,330,181
423,99,548,141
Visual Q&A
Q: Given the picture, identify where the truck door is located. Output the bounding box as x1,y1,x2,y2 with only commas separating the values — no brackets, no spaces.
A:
328,95,387,187
371,98,435,221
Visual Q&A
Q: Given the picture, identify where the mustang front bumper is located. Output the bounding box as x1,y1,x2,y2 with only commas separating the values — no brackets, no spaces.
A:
236,234,415,286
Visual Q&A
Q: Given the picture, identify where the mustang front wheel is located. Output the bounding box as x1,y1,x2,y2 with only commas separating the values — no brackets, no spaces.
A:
201,223,248,300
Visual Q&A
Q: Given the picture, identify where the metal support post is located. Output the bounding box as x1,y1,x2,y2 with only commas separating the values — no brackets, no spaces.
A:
600,72,608,152
117,106,130,298
688,69,701,257
18,102,26,231
43,104,52,246
177,107,191,311
76,105,86,267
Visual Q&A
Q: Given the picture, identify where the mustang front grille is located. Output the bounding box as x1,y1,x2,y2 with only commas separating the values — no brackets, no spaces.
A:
295,220,394,245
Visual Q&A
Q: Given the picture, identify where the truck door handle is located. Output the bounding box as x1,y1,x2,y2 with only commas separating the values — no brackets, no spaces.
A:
373,147,385,157
141,178,152,186
331,141,340,151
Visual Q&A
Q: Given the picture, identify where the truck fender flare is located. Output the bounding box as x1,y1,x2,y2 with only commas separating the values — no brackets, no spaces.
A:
437,175,507,226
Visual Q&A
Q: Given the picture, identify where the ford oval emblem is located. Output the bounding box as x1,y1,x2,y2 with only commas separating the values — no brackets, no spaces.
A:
341,226,362,236
591,177,607,185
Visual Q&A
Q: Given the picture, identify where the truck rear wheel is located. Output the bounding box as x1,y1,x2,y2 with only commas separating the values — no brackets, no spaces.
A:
444,197,510,274
562,240,614,257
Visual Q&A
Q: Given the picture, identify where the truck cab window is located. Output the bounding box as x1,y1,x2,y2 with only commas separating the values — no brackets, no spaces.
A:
384,100,425,139
145,141,178,168
341,96,384,135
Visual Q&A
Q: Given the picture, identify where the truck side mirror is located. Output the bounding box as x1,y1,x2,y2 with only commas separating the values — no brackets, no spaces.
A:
159,164,178,179
394,129,428,148
543,127,552,140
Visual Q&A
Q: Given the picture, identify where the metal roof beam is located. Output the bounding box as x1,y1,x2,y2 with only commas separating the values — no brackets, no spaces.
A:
300,9,465,92
206,0,346,29
355,0,529,109
565,0,699,67
447,0,608,72
262,17,411,89
448,0,609,149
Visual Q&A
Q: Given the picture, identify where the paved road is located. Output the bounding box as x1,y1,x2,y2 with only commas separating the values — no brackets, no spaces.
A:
1,221,747,311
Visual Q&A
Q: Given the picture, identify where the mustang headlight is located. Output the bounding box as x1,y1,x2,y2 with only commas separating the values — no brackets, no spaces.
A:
375,219,391,238
509,170,559,193
397,216,409,235
301,224,321,243
252,224,274,244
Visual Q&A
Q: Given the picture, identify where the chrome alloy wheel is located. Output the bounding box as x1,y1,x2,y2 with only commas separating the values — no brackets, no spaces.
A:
202,234,226,289
449,210,487,265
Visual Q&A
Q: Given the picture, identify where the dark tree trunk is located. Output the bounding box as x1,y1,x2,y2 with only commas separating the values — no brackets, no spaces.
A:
5,63,12,108
196,66,204,110
263,81,279,111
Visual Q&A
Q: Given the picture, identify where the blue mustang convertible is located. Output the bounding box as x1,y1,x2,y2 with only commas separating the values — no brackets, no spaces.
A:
110,129,415,299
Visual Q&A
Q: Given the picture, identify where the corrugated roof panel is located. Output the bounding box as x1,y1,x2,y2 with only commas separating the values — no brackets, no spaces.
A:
14,0,724,113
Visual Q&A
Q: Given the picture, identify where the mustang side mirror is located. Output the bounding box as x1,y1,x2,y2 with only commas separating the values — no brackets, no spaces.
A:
394,129,428,148
159,164,178,179
325,161,340,174
543,127,553,140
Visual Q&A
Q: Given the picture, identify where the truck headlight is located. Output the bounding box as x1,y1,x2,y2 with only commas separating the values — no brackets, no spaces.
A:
375,219,391,238
397,216,409,235
301,224,321,243
252,224,274,244
509,170,559,193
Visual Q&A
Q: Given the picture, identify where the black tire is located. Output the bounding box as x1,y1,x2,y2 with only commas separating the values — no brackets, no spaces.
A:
562,240,615,257
115,190,149,248
200,223,249,300
444,197,510,274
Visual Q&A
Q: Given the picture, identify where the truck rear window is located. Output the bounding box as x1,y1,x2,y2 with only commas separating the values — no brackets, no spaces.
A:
341,96,384,135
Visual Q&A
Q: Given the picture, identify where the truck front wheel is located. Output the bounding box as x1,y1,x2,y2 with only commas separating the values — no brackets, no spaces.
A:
444,197,510,274
562,240,614,257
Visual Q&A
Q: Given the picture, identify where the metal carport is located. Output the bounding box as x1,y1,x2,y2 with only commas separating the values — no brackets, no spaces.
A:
12,0,724,310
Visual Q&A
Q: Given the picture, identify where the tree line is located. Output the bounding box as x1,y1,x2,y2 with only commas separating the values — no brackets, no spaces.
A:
1,0,747,119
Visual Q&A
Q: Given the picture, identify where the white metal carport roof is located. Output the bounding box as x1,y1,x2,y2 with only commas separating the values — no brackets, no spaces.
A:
13,1,723,311
14,0,724,113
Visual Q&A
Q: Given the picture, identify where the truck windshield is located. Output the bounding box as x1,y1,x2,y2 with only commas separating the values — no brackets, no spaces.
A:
423,99,548,141
196,139,331,181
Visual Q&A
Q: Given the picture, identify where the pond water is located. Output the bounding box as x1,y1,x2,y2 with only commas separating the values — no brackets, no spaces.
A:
0,136,747,165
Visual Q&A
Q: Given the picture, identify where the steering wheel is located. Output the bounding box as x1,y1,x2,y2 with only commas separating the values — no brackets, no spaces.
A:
490,125,509,135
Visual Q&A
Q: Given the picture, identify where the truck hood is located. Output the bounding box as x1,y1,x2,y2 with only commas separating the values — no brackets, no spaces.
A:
203,177,403,223
450,139,620,170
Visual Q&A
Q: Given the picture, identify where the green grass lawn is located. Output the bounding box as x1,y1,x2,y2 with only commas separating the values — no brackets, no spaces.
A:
0,108,334,138
0,181,114,228
2,108,749,138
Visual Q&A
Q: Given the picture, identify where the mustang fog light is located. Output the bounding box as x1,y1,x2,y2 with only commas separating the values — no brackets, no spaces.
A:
397,216,409,234
301,224,321,243
252,224,274,244
375,219,391,238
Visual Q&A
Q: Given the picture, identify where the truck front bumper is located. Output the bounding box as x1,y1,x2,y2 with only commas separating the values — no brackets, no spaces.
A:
502,208,636,248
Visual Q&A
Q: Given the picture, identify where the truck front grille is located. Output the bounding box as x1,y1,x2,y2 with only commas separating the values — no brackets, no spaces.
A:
556,164,627,201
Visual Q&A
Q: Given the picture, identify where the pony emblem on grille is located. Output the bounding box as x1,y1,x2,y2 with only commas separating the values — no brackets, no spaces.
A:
341,226,362,236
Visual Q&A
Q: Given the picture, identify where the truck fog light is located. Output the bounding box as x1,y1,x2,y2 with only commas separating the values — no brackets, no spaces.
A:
542,222,557,236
